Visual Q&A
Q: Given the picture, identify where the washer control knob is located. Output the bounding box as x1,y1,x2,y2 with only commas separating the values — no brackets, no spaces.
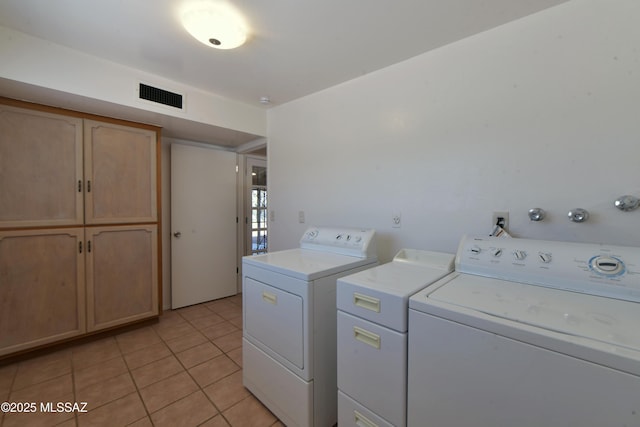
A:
470,245,482,254
538,252,552,263
591,256,624,276
513,250,527,261
491,248,503,258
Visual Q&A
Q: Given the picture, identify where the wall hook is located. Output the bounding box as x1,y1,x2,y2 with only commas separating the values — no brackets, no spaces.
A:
614,195,640,212
568,208,589,223
528,208,545,222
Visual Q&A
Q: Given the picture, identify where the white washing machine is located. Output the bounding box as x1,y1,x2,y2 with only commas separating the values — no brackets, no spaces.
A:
336,249,454,427
407,235,640,427
242,227,377,427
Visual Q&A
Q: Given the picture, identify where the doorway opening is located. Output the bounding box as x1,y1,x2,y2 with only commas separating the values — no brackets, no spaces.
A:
246,157,267,255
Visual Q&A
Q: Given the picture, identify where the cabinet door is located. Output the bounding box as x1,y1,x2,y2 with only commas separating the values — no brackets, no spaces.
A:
86,225,159,331
84,120,157,224
0,228,86,356
0,104,84,228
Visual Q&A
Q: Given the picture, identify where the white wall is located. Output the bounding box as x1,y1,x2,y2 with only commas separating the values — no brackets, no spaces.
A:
0,25,266,137
268,0,640,261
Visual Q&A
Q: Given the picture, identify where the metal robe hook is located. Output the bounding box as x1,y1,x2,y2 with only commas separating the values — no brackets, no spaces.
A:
614,195,640,212
568,208,589,223
528,208,545,222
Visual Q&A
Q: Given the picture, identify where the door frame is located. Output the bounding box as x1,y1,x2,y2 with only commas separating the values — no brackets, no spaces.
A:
237,154,267,291
245,156,268,256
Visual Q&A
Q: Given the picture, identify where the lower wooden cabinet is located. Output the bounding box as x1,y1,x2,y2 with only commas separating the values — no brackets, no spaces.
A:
0,228,86,356
86,225,158,332
0,225,158,357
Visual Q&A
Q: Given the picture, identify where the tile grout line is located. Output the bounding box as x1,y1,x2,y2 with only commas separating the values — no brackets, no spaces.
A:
2,295,252,427
114,333,154,427
126,299,244,426
175,305,242,427
70,349,79,427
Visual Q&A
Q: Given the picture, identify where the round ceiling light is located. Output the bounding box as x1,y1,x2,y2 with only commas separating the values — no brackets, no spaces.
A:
181,1,248,50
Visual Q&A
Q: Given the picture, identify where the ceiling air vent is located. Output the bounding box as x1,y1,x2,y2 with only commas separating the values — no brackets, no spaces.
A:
138,83,183,109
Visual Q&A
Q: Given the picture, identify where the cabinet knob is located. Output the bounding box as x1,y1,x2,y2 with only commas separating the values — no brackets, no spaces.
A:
173,232,182,238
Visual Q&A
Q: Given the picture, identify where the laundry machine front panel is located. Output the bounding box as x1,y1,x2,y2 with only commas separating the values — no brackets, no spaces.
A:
243,338,313,427
407,309,640,427
338,391,394,427
244,276,305,369
337,311,406,427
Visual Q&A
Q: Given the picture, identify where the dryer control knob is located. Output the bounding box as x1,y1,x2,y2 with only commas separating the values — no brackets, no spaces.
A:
470,245,482,255
538,252,552,263
513,250,527,261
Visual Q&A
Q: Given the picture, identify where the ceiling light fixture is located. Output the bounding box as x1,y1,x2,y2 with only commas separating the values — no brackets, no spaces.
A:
181,1,248,50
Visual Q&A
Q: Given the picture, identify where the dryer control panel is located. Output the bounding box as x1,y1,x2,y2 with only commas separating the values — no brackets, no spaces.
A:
456,235,640,302
300,227,377,259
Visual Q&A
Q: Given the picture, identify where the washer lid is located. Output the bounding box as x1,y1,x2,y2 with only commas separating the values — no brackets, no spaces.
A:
243,248,376,280
339,261,452,295
393,249,455,271
426,274,640,354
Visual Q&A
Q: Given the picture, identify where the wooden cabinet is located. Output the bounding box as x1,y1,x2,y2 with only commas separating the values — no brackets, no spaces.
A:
0,99,161,358
0,105,84,228
84,120,157,224
86,225,158,332
0,229,86,356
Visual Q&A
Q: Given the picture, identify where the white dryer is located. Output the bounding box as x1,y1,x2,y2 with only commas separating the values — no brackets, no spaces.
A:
242,227,377,427
336,249,454,427
407,235,640,427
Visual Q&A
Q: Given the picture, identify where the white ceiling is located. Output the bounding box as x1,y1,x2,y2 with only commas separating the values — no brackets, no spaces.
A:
0,0,568,147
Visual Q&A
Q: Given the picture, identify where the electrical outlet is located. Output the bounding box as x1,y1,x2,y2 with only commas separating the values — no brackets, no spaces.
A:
492,211,509,232
392,211,401,228
298,210,305,223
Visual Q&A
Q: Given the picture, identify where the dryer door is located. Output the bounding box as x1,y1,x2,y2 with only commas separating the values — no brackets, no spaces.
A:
244,277,304,369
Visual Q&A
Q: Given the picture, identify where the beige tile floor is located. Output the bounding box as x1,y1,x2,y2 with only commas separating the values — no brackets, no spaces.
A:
0,295,284,427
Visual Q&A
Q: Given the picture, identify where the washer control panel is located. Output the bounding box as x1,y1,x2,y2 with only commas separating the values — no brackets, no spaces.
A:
300,227,377,258
456,235,640,302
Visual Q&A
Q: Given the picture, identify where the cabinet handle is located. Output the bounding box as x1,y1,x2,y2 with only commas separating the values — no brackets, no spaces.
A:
354,410,379,427
353,292,380,313
353,326,381,349
78,180,82,192
88,240,91,253
87,180,91,192
79,241,82,253
262,291,277,305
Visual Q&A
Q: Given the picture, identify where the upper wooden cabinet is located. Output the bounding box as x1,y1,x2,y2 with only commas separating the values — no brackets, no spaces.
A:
0,104,84,228
0,105,158,229
84,120,157,224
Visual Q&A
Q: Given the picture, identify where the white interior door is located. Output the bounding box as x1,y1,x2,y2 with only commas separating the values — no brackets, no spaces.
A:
171,143,237,309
